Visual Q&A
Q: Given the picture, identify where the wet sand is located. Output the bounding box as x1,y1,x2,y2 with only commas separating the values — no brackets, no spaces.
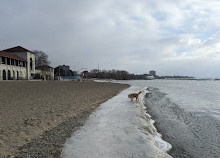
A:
0,81,129,157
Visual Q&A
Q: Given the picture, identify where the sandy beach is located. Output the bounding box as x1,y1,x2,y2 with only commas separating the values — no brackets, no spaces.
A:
0,81,129,157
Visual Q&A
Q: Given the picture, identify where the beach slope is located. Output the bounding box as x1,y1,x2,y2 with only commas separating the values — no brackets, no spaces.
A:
0,81,129,157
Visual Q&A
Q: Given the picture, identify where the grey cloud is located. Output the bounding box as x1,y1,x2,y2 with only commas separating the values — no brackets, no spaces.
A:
0,0,220,77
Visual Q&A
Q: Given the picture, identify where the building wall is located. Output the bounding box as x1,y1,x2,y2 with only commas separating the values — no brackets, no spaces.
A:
0,50,54,81
149,70,156,77
0,61,27,80
9,51,36,79
35,68,54,80
27,52,35,79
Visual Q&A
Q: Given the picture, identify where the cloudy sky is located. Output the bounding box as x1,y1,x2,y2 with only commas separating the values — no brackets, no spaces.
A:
1,0,220,77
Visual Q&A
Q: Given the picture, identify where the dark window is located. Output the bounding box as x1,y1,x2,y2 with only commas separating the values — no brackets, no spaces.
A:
23,61,26,67
7,58,10,65
11,59,15,65
15,60,18,66
2,57,5,64
3,70,6,80
30,58,33,70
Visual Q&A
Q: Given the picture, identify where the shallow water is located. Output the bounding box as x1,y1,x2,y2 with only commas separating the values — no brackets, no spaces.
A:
119,80,220,120
116,80,220,158
63,86,171,158
145,88,220,158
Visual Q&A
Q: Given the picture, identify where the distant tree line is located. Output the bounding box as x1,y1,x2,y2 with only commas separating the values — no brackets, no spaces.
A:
89,69,130,80
129,74,151,80
159,75,195,79
89,69,148,80
54,66,77,76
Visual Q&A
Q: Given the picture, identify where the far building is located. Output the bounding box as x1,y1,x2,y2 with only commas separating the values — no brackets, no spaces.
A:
82,71,88,79
0,46,54,80
149,70,156,77
55,65,71,76
0,46,35,80
60,65,70,74
35,65,54,80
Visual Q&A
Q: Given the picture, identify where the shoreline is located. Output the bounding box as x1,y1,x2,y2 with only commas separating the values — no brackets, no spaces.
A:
62,85,172,158
0,81,129,157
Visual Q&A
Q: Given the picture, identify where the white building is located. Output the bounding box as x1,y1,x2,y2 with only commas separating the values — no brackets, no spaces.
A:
35,65,54,80
0,50,27,80
0,46,53,80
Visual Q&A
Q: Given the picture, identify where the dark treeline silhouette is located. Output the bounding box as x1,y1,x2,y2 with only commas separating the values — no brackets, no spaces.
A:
89,69,147,80
89,69,130,80
54,66,77,76
159,75,194,79
129,74,150,80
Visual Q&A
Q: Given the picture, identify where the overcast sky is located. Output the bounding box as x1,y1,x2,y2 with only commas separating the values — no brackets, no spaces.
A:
1,0,220,77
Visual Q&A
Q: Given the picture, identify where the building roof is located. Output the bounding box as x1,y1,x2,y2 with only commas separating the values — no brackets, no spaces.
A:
0,51,25,61
2,46,35,54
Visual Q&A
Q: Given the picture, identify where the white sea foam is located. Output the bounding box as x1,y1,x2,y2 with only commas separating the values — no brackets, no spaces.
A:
154,133,172,153
136,87,172,153
63,86,172,158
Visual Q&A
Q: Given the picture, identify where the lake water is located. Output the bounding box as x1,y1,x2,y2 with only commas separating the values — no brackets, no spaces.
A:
117,80,220,158
120,80,220,120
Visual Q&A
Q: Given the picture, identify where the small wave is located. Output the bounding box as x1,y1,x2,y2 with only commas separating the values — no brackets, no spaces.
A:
145,88,220,158
137,88,172,153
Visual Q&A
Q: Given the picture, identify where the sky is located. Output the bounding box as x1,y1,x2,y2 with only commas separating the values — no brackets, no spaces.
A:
1,0,220,78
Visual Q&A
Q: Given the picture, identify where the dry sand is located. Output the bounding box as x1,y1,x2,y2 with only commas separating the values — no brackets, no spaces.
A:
0,81,129,157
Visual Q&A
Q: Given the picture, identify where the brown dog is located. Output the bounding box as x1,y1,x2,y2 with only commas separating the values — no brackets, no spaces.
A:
128,91,141,101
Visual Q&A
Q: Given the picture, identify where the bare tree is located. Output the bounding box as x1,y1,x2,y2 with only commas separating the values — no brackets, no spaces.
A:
33,50,50,67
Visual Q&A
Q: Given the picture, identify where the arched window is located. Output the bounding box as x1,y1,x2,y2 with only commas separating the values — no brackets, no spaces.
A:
30,58,33,70
8,70,11,80
3,70,6,80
